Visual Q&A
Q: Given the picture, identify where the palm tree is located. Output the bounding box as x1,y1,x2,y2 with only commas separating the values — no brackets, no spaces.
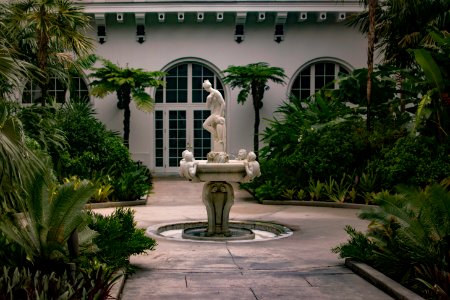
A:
223,62,286,157
366,0,377,131
0,0,93,105
0,7,40,98
349,0,450,69
89,59,165,148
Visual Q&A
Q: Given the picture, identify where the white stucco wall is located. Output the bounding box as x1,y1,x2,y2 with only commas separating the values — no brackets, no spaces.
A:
86,12,367,171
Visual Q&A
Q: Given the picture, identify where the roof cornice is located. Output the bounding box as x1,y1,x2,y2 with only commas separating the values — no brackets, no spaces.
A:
75,0,363,14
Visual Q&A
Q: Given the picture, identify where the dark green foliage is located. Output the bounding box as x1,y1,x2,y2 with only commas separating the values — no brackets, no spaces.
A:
334,184,450,298
86,208,156,271
56,100,152,201
245,65,447,202
371,136,450,188
18,105,67,157
56,100,132,180
0,175,97,271
245,93,369,200
332,225,375,263
111,162,152,201
0,232,28,269
0,265,119,300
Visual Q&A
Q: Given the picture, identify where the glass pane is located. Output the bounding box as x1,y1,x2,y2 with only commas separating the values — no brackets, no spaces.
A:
315,77,324,90
178,64,188,75
169,158,178,167
178,77,187,90
155,88,163,103
156,158,163,167
192,90,202,103
178,90,187,103
167,90,177,103
169,120,177,128
315,63,324,76
300,75,310,88
192,77,202,89
168,68,177,76
301,90,310,100
192,64,202,76
326,63,335,74
203,68,213,77
22,91,31,104
167,77,177,89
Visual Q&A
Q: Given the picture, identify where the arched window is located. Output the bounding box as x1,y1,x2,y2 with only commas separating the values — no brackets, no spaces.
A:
290,60,350,100
22,76,89,104
155,63,224,104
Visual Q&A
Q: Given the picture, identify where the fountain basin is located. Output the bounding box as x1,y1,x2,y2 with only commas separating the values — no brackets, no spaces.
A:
146,221,293,243
195,160,246,182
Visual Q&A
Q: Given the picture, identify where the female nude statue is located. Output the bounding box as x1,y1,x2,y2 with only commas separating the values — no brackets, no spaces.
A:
202,80,226,152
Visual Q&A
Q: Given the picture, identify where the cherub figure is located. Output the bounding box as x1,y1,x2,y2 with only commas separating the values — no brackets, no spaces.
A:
243,151,261,182
179,150,198,180
237,149,247,160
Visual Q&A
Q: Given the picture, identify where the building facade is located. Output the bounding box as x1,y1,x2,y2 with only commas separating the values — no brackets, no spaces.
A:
65,1,366,173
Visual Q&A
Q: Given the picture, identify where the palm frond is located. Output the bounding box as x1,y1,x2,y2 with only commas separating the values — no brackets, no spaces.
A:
132,90,154,112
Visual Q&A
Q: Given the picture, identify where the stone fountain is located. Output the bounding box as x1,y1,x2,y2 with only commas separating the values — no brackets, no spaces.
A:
179,80,261,241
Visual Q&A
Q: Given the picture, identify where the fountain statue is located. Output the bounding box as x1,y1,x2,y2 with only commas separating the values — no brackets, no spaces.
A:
179,80,260,240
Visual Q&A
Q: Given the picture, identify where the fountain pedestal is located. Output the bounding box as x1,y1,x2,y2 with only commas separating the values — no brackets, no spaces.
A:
180,159,259,241
202,181,234,236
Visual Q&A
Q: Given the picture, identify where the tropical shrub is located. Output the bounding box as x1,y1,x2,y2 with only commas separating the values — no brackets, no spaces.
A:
0,175,97,272
111,162,152,202
370,136,450,189
56,99,153,201
333,184,450,298
86,208,157,271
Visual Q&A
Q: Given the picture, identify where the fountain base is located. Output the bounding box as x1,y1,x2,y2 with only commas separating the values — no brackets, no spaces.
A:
147,221,293,243
182,226,255,241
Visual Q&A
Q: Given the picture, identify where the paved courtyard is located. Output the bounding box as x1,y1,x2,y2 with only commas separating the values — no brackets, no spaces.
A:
94,177,393,300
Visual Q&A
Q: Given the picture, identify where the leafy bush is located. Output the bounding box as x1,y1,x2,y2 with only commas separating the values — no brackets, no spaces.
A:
111,162,152,201
56,101,132,180
86,208,156,271
333,184,450,298
55,99,153,201
370,136,450,189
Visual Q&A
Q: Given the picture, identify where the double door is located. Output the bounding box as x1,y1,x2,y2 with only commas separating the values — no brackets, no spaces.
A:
154,107,211,173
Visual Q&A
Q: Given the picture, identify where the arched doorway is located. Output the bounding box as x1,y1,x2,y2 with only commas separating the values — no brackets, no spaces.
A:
153,60,225,173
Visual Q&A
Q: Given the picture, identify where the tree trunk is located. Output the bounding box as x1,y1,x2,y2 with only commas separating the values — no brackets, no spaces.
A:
122,85,132,148
37,4,49,106
366,0,377,132
252,83,264,158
